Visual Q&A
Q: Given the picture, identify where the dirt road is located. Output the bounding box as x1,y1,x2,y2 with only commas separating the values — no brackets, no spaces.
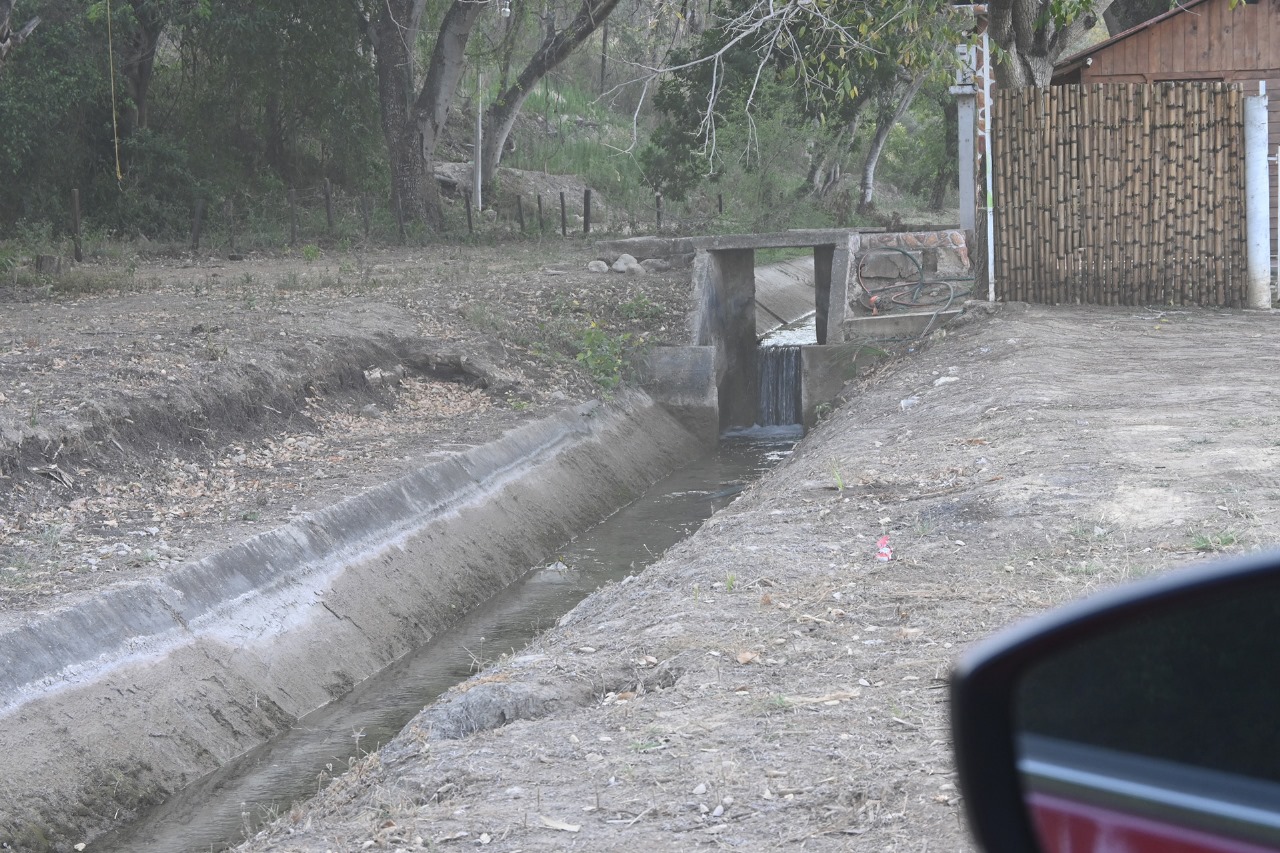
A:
226,301,1280,852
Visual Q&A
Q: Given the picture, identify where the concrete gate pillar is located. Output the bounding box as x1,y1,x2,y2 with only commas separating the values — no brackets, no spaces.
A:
813,234,856,345
693,247,758,429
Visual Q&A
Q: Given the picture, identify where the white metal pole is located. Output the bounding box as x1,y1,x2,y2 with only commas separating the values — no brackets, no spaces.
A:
982,28,996,302
1245,84,1269,309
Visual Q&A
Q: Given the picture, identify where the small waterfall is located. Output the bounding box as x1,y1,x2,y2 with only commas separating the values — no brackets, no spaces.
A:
757,344,802,426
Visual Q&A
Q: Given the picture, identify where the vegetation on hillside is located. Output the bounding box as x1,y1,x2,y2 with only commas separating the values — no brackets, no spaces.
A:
0,0,1173,253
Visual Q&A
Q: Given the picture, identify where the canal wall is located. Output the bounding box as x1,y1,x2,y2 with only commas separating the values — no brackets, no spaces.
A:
0,392,706,849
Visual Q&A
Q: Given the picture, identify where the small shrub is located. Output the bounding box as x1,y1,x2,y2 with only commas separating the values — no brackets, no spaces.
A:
1192,531,1238,552
575,322,632,389
618,293,662,320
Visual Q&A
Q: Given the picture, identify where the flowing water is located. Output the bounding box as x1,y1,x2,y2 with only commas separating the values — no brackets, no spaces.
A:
95,430,799,853
757,345,802,426
756,314,815,428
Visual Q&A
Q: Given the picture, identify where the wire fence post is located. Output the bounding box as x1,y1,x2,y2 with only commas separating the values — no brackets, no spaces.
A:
516,196,525,233
323,178,335,235
225,197,235,253
70,189,83,263
559,191,567,237
656,193,663,231
190,198,206,252
537,194,544,232
464,190,474,234
288,189,299,246
583,188,592,234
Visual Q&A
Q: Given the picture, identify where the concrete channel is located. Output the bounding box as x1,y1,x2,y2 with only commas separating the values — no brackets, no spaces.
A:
0,394,707,847
1,231,970,850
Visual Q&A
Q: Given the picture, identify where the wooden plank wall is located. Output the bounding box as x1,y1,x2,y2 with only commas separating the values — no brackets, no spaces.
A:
992,82,1247,306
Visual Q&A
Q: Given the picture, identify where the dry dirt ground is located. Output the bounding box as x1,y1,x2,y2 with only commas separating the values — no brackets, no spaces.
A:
0,240,692,626
220,302,1280,853
7,245,1280,852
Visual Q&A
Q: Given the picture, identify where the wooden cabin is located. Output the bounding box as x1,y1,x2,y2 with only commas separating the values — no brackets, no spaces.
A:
1053,0,1279,253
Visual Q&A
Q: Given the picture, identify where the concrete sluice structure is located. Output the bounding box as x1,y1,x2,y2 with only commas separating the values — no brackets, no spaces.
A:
606,228,971,437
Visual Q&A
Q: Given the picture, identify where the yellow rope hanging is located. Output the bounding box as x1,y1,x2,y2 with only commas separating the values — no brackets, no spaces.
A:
106,0,123,183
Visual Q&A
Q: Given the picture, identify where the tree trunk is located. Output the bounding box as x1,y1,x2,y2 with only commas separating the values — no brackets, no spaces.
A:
857,73,925,214
599,21,607,94
807,105,866,198
987,0,1115,87
929,96,958,211
372,0,482,229
479,0,623,188
119,0,165,136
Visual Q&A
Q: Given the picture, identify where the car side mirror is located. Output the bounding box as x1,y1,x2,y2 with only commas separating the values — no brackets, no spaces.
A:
951,550,1280,853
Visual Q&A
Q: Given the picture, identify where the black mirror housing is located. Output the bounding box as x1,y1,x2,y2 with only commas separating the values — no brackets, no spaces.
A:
951,550,1280,853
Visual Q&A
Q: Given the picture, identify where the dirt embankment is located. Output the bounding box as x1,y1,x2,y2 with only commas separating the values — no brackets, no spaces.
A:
222,302,1280,852
0,242,693,621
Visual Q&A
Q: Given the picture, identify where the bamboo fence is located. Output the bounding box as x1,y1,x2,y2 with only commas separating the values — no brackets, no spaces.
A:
992,82,1247,307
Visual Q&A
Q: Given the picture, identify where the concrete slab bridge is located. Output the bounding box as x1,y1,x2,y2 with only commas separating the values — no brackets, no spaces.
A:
597,228,971,436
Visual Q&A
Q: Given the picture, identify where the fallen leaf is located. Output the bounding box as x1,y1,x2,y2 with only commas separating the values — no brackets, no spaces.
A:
539,815,581,833
736,650,759,665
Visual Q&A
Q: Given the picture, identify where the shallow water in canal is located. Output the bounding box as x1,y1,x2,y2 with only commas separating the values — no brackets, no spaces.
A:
95,427,800,853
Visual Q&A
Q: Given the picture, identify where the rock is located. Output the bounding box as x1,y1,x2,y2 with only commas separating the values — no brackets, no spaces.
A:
587,260,609,273
860,252,916,280
640,258,672,273
611,254,644,274
360,404,382,419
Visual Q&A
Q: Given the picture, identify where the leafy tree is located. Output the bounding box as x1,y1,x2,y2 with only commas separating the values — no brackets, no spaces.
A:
0,0,107,223
642,0,958,208
171,0,381,188
987,0,1116,87
1103,0,1172,33
0,0,41,73
479,0,623,189
86,1,208,138
988,0,1248,88
354,0,486,230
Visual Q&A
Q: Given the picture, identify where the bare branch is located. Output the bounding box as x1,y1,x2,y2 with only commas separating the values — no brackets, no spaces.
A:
0,0,40,71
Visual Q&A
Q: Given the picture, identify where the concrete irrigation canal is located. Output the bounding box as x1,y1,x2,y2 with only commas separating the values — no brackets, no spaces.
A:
0,229,973,851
